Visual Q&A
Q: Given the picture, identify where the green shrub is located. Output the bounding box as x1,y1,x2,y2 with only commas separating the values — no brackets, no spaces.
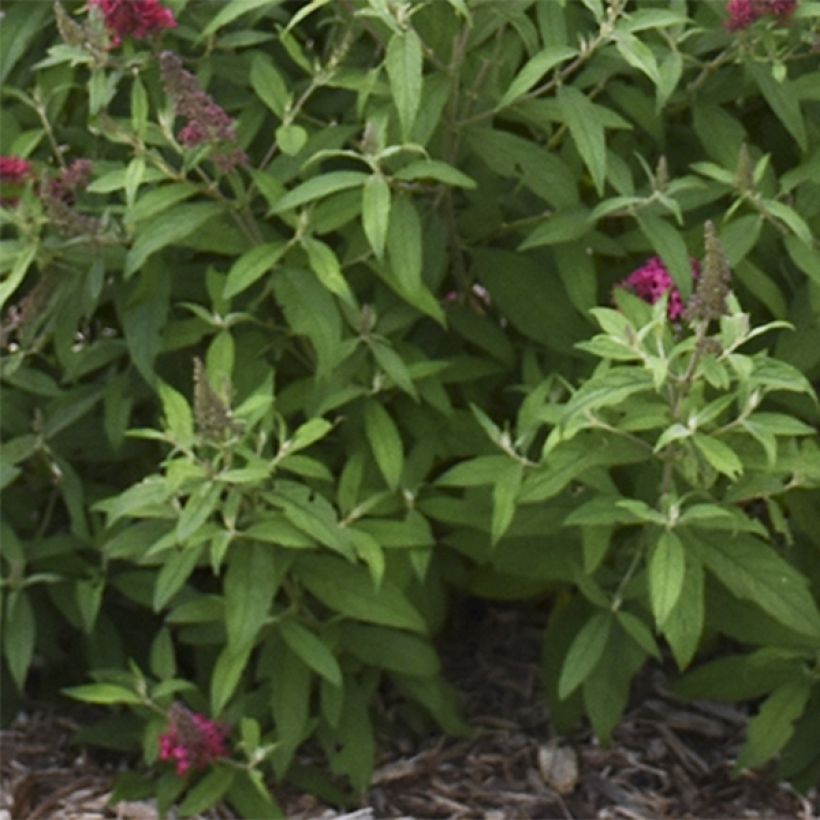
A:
1,0,819,813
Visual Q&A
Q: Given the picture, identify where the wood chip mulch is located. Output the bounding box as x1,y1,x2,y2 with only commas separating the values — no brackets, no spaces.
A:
1,603,818,819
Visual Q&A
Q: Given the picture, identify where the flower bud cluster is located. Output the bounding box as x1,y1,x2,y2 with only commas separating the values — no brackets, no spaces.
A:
158,704,229,778
617,257,701,322
159,51,247,174
0,156,33,207
725,0,798,32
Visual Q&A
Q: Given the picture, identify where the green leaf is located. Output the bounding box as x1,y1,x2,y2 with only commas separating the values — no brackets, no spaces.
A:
270,641,311,776
364,400,403,491
558,611,612,699
178,767,235,818
153,543,205,611
211,644,252,715
280,619,342,686
94,477,172,526
385,28,423,141
393,159,476,189
496,46,577,110
341,623,439,677
747,64,807,152
614,32,660,85
386,194,422,294
63,683,142,705
3,592,34,689
693,433,743,479
0,244,36,311
201,0,281,38
276,124,308,156
519,208,590,250
636,213,693,297
491,462,523,546
177,484,222,544
297,555,427,633
302,236,353,303
225,544,280,652
126,183,198,226
224,241,288,299
649,530,685,627
125,203,222,277
736,679,812,771
684,531,820,639
558,86,607,196
361,174,391,259
269,172,367,214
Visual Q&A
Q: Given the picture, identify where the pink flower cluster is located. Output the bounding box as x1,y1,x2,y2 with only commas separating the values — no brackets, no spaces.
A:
89,0,176,48
0,156,32,206
159,51,246,173
617,256,700,321
158,704,229,778
725,0,798,31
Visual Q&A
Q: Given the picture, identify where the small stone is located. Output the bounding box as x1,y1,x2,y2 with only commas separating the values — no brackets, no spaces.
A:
537,741,579,795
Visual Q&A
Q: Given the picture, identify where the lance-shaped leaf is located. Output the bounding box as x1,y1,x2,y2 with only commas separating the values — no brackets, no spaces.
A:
385,28,422,141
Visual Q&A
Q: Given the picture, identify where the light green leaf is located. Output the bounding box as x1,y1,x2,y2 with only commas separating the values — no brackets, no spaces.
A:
693,433,743,479
491,463,523,545
250,53,290,117
211,644,252,715
385,28,423,141
280,618,342,686
341,623,439,677
201,0,282,38
649,530,685,627
276,123,308,156
519,207,590,249
177,484,221,543
661,555,704,670
365,400,403,490
393,159,476,189
496,46,576,110
178,767,235,818
302,236,353,303
225,543,280,652
558,86,607,195
558,611,612,699
63,683,142,705
269,172,367,214
158,381,193,444
362,174,391,259
154,543,205,611
224,241,287,299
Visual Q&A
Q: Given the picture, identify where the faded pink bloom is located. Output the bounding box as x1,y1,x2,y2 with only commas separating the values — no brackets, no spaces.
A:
158,704,229,778
48,159,94,204
0,156,32,206
617,257,700,322
725,0,798,30
89,0,176,47
159,51,247,173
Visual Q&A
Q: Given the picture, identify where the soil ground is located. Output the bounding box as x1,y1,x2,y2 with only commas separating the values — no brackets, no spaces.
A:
1,604,817,819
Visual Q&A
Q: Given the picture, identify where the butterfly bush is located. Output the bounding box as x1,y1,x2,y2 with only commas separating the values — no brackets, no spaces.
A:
157,704,230,778
89,0,176,47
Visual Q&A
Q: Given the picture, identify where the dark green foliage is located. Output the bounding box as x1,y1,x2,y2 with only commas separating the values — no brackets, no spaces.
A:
2,0,819,812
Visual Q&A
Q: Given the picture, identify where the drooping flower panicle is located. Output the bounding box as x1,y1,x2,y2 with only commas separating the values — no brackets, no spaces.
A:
159,51,247,173
158,703,229,778
617,256,700,322
725,0,798,31
89,0,176,48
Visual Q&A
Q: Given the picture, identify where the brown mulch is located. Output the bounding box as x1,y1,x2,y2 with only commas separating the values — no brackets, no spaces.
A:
1,604,818,819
